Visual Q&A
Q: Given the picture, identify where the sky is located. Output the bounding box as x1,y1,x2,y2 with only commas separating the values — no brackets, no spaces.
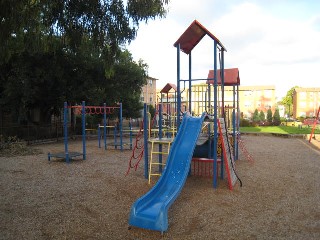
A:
126,0,320,100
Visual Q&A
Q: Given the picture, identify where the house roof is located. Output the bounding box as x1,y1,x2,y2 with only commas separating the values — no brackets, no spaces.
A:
173,20,226,54
160,83,177,93
206,68,240,86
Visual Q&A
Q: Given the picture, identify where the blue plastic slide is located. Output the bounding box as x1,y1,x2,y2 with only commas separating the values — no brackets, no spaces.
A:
129,113,206,232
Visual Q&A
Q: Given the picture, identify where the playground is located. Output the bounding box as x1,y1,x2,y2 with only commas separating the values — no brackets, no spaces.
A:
0,135,320,239
1,19,319,239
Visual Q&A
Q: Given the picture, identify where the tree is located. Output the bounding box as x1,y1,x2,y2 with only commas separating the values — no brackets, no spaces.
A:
0,47,147,123
253,109,260,122
267,108,273,123
106,51,148,118
281,86,299,118
259,111,265,121
273,108,281,125
0,0,171,124
148,104,156,120
0,0,170,62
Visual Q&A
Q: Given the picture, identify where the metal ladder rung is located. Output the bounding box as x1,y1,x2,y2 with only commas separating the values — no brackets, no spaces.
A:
149,173,161,176
150,163,166,166
151,151,169,154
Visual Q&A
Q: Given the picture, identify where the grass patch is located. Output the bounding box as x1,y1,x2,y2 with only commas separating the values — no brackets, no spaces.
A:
240,125,320,134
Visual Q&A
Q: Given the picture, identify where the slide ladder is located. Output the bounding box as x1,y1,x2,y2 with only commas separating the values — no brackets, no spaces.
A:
309,106,320,143
148,138,173,184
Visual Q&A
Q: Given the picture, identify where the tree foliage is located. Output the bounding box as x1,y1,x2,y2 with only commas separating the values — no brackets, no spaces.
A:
267,108,273,123
0,0,170,123
253,109,260,122
1,0,170,59
273,108,281,125
259,111,265,121
281,86,299,117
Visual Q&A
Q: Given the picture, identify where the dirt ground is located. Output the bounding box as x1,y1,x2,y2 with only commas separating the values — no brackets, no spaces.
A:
0,134,320,240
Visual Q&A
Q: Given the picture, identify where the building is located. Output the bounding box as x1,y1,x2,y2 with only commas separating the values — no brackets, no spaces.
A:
185,84,276,118
141,77,158,106
293,87,320,118
238,85,276,118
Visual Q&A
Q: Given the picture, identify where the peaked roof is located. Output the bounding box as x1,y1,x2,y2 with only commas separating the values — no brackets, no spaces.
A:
173,20,226,54
160,83,177,93
207,68,240,86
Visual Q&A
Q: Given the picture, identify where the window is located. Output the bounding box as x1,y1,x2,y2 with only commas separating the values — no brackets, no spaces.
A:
299,92,306,99
244,101,251,107
264,90,273,98
256,90,262,96
299,101,306,107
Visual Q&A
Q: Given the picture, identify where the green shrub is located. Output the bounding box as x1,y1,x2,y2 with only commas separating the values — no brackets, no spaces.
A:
240,118,251,127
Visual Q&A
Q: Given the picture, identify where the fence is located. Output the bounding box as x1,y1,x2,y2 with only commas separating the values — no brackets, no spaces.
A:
0,122,65,144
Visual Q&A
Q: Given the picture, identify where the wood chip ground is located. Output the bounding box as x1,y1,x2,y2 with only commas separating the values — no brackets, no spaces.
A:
0,135,319,239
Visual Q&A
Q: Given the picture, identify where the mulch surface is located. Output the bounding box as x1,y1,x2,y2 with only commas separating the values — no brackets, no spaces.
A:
0,135,319,239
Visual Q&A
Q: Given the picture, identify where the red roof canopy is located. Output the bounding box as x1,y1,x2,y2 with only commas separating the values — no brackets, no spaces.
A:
160,83,177,93
207,68,240,86
173,20,226,54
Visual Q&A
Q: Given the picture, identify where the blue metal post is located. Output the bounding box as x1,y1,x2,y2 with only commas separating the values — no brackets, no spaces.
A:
176,44,181,129
143,103,149,179
120,103,123,151
188,52,192,113
114,125,117,149
220,49,225,179
236,84,240,160
98,124,101,148
82,101,86,160
208,83,212,159
167,103,171,138
213,41,218,188
104,103,107,150
159,104,163,173
129,120,133,150
232,85,236,161
221,51,225,118
64,102,69,163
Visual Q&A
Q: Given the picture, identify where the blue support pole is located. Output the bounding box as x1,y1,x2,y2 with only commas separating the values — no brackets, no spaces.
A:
98,124,101,148
221,50,225,118
104,103,107,150
188,52,192,113
143,103,149,179
208,83,212,159
114,125,117,149
158,104,163,173
129,120,133,150
64,102,69,163
120,103,123,151
232,85,236,161
220,49,225,179
213,41,218,189
236,84,240,160
82,101,86,160
176,44,181,129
